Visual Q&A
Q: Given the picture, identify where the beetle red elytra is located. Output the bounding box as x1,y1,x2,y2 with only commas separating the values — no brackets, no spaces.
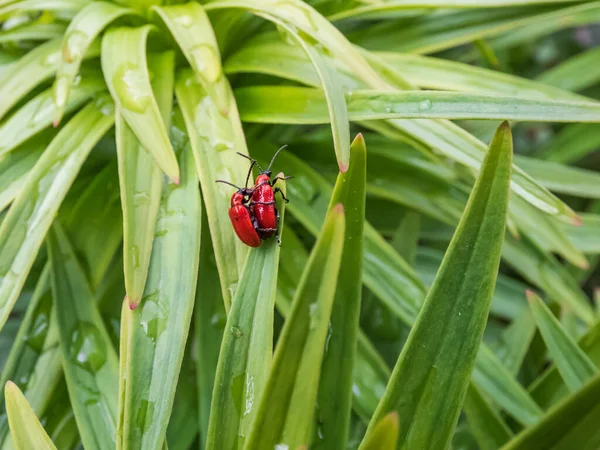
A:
216,146,292,247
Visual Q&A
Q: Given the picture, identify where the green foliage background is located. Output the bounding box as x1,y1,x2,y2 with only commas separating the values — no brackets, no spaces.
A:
0,0,600,449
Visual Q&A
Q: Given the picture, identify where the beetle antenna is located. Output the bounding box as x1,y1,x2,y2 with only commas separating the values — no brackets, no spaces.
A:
215,180,243,190
244,160,257,189
266,145,288,173
237,152,264,172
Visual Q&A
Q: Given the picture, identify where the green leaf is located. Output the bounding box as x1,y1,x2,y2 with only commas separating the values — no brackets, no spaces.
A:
392,211,420,267
235,86,600,123
0,141,44,212
464,383,513,450
361,122,512,449
0,265,61,447
359,412,399,450
314,134,365,449
503,371,600,450
53,1,135,124
527,291,597,392
535,123,600,164
166,352,198,450
194,208,225,450
536,45,600,93
0,0,86,20
118,143,201,450
559,213,600,254
101,25,179,183
48,223,119,450
175,70,250,309
151,3,229,116
494,307,537,375
207,178,287,450
0,78,104,159
515,155,600,199
0,99,114,331
5,381,56,450
117,51,174,308
244,205,346,450
0,22,65,43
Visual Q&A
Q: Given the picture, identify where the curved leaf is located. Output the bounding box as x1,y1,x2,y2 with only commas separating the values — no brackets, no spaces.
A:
359,412,399,450
207,178,286,450
5,381,56,450
101,25,179,182
53,0,136,124
464,384,513,450
0,99,114,332
244,205,346,450
0,141,44,212
361,122,512,449
0,22,65,43
117,51,174,308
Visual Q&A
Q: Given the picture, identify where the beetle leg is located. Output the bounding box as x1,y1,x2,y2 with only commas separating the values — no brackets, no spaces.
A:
271,175,294,187
273,187,289,203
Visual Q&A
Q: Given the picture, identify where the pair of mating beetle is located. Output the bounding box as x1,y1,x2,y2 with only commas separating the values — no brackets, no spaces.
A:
217,146,292,248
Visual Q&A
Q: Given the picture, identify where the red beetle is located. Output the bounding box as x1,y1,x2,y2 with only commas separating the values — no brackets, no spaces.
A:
238,146,292,245
216,161,262,248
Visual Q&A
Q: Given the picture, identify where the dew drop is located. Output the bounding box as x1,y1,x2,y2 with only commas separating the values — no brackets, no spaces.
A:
174,14,193,28
112,63,151,113
133,191,150,207
24,291,52,352
188,44,222,83
62,30,88,62
69,322,107,373
139,291,167,344
40,51,60,68
418,99,432,111
231,326,243,338
53,75,70,109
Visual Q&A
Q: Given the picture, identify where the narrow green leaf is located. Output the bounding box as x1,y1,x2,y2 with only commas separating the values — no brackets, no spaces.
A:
166,351,198,450
175,70,250,309
536,45,600,93
536,123,600,164
0,0,86,20
314,134,365,449
503,371,600,450
559,213,600,254
244,205,346,450
5,381,56,450
0,22,65,43
37,380,78,450
48,223,119,450
194,205,225,449
516,155,600,199
361,122,512,449
494,307,537,375
117,51,174,308
0,141,44,212
53,1,135,124
464,384,513,450
360,412,399,450
102,26,179,182
0,265,61,447
527,291,597,392
0,99,114,331
119,143,201,450
236,86,600,123
207,179,287,450
0,79,104,159
392,211,420,267
151,3,229,116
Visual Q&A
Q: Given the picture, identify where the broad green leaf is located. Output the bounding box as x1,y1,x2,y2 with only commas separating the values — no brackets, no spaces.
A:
117,51,173,307
118,143,201,450
392,211,420,267
516,155,600,199
359,412,399,450
0,22,65,43
151,3,229,115
166,350,198,450
503,371,600,450
0,141,44,212
494,307,537,375
361,123,512,449
536,123,600,164
537,45,600,93
464,384,513,450
244,205,345,450
0,78,104,159
175,69,250,309
559,213,600,254
0,0,86,20
5,381,56,450
53,1,135,124
229,34,578,223
527,291,597,392
48,223,119,450
194,207,225,449
314,134,365,449
235,86,600,123
0,265,61,447
102,26,179,182
0,99,114,331
207,178,287,450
